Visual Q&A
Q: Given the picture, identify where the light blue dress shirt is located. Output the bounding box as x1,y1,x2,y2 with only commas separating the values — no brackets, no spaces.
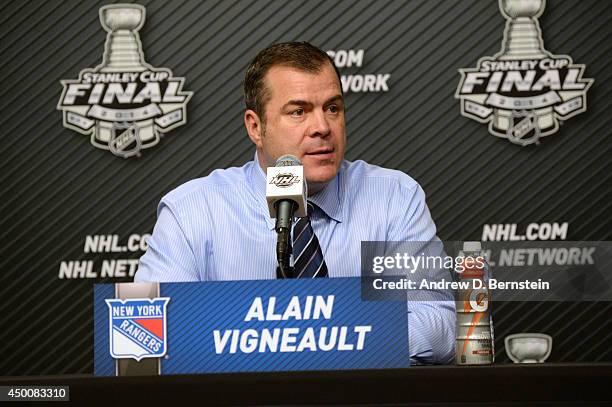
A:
136,155,456,364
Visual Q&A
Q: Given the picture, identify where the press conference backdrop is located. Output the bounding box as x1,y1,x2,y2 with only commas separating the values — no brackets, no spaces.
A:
1,0,610,375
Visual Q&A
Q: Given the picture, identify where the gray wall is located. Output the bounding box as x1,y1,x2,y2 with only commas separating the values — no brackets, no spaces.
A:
1,0,610,375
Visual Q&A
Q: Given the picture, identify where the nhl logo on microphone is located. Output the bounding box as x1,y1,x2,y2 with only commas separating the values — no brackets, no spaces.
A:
266,164,307,218
269,173,301,188
455,0,593,146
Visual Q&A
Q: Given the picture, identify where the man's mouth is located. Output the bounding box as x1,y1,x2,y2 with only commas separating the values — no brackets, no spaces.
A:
305,147,335,158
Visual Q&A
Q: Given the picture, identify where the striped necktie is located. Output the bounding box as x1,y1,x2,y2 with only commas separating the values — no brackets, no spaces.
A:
292,202,329,278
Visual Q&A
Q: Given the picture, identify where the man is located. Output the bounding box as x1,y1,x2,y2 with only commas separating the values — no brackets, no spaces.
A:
135,42,455,364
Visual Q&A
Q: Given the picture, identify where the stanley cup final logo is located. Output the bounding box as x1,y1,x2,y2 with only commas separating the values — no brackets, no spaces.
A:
455,0,593,146
57,4,192,158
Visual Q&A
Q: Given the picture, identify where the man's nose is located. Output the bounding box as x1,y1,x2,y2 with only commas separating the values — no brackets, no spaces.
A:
309,110,331,137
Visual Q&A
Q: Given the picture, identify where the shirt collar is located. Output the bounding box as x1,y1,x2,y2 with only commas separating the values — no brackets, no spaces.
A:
248,152,344,230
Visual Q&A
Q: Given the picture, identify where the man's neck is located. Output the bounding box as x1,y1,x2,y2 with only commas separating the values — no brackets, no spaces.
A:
307,181,328,196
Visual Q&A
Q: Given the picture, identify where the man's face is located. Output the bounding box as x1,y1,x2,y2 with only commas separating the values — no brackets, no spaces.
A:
246,63,346,193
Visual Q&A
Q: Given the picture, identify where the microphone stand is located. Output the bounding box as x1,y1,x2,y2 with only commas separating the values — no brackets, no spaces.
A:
275,201,296,278
276,232,293,278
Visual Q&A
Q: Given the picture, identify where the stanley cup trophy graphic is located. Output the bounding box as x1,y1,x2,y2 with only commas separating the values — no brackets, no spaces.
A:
493,0,550,144
97,5,151,156
498,0,547,60
58,4,192,158
99,5,148,73
455,0,592,146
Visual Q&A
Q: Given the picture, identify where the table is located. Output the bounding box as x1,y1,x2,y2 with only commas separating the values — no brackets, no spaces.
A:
1,363,611,405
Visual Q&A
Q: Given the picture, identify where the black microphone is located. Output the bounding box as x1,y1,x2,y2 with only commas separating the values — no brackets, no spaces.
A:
265,155,307,278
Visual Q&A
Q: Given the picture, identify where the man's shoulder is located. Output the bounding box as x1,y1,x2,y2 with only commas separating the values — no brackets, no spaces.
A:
343,159,420,192
161,163,251,208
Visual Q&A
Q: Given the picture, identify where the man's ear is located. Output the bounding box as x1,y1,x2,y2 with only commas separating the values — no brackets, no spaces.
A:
244,109,263,148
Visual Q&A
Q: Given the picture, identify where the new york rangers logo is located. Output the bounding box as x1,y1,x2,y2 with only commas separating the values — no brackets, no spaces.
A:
105,297,170,361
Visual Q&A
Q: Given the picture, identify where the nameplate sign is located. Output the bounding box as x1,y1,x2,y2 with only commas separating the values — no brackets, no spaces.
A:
94,278,409,375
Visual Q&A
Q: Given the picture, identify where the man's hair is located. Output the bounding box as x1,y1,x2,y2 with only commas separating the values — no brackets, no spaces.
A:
244,41,342,122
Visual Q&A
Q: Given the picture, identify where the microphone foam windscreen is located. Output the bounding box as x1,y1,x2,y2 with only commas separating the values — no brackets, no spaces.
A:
275,155,301,167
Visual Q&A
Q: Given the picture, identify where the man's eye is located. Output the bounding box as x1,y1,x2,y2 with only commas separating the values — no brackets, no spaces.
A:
327,104,339,113
291,108,304,116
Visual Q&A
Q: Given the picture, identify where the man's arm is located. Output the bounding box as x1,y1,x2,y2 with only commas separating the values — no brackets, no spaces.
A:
388,180,456,365
135,200,201,282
